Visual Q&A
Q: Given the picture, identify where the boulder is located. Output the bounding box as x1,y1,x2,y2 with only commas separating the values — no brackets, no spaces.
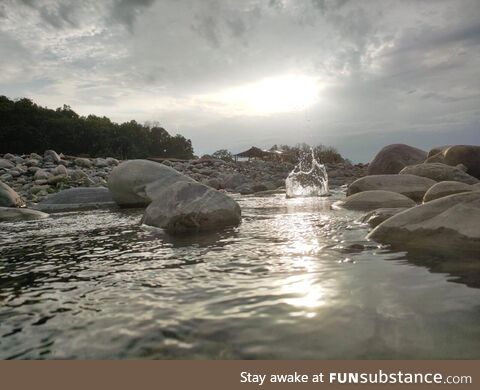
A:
368,192,480,256
70,169,88,181
108,159,193,207
399,163,478,184
205,178,222,190
142,181,241,234
473,183,480,191
53,165,68,176
44,150,62,163
0,207,49,221
367,144,427,175
2,153,16,161
442,145,480,179
36,187,116,212
425,145,480,179
338,190,415,211
359,207,409,228
34,169,51,181
106,157,120,166
94,158,108,168
347,174,435,202
74,158,92,168
427,145,451,158
0,158,15,169
423,181,473,202
222,173,249,190
0,180,25,207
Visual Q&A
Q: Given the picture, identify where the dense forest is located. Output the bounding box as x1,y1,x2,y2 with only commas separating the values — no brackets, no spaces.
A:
0,96,194,159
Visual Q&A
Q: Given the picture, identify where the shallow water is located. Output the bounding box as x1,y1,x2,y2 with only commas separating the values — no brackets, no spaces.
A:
1,190,480,359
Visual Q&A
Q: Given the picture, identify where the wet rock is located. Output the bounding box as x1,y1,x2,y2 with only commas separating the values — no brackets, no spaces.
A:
142,181,241,234
360,207,409,228
36,187,116,212
108,159,193,207
368,192,480,256
0,180,25,207
400,163,478,185
423,181,474,202
0,207,49,221
339,190,415,211
367,144,427,175
347,174,435,202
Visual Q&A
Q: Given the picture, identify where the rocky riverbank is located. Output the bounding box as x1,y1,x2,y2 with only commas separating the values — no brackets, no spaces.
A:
337,144,480,256
0,150,368,206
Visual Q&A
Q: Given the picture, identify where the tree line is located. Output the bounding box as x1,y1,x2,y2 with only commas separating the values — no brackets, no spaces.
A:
0,96,194,159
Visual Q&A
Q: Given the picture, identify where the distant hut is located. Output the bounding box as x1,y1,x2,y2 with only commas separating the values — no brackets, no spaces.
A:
234,146,286,162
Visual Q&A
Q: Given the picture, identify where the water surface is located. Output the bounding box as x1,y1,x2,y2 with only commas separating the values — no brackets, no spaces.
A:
1,191,480,359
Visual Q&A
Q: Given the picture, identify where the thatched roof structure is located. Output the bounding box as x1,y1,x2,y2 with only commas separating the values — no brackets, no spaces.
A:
234,146,274,159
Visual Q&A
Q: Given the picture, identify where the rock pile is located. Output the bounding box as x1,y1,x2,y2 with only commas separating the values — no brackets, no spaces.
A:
340,143,480,257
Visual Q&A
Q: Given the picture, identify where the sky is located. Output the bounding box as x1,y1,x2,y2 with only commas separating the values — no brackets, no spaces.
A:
1,0,479,162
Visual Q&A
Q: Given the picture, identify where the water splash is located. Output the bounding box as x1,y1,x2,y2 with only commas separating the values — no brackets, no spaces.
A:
285,149,329,198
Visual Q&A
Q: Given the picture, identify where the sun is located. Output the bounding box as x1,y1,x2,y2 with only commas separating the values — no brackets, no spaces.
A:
201,74,320,115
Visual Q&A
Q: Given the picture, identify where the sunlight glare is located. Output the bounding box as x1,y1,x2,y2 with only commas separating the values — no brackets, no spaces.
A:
201,74,320,115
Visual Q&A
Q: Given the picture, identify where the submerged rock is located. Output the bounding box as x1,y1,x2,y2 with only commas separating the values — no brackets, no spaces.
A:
36,187,116,212
0,207,49,221
0,180,25,207
339,190,415,211
368,192,480,256
347,174,435,202
367,144,427,175
423,181,473,203
142,181,241,234
400,163,478,184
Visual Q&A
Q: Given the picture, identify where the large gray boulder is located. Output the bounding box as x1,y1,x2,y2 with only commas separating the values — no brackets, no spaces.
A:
347,174,436,202
367,144,427,175
359,207,409,228
108,160,193,207
0,180,25,207
423,181,474,202
0,207,49,221
368,192,480,256
338,190,415,211
36,187,116,212
399,163,478,184
142,181,241,234
426,145,480,179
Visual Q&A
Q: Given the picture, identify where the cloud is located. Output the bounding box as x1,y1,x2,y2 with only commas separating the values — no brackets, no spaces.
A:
1,0,479,161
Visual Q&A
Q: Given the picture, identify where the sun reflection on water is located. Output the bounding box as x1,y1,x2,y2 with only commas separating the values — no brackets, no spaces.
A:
271,198,338,317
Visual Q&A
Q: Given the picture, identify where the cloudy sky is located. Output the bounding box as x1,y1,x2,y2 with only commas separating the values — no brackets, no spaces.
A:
1,0,479,161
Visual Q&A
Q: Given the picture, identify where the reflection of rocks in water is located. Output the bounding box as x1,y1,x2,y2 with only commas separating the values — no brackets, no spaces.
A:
402,250,480,289
142,225,239,249
286,150,329,198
